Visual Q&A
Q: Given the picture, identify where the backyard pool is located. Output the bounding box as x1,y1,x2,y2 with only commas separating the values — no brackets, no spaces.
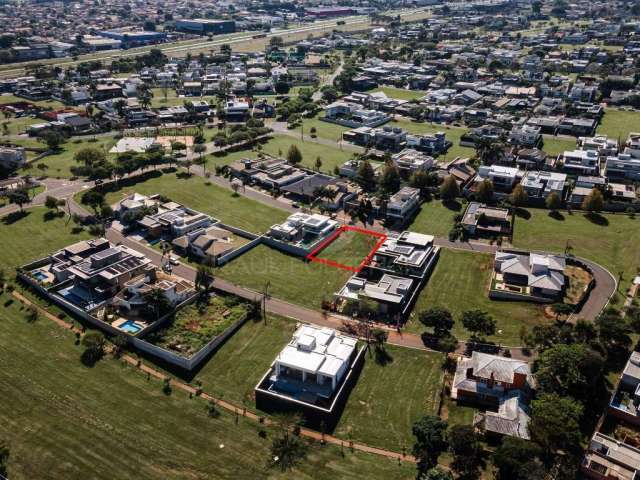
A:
32,270,48,281
119,320,143,334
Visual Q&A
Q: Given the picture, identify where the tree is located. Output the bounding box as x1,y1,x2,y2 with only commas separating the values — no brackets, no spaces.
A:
419,308,454,338
550,302,573,320
421,468,453,480
74,146,107,168
195,264,214,290
193,143,206,161
275,80,290,94
534,343,604,400
447,425,482,479
143,288,171,321
44,195,59,211
439,175,459,203
493,437,543,480
545,191,561,212
476,179,494,203
81,331,105,366
461,310,496,340
596,310,633,352
355,160,376,192
529,393,583,458
286,144,303,166
412,415,448,473
510,184,528,207
379,162,401,194
269,413,307,471
8,188,30,212
39,130,64,150
582,188,604,213
314,156,322,172
81,190,105,215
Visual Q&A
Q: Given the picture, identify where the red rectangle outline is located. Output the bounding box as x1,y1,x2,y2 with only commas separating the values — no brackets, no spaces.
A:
306,225,387,273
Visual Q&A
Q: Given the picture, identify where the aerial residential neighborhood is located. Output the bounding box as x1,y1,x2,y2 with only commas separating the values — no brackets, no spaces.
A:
2,0,640,479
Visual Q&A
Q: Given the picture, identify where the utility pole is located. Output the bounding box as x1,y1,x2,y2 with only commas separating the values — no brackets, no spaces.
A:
262,281,270,325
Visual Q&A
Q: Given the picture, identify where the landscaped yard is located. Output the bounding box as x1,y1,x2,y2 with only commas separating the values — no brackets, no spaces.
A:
216,244,352,310
0,206,91,270
408,199,462,238
0,292,414,480
407,249,549,345
101,171,289,234
334,346,444,450
513,207,640,295
147,295,249,357
314,228,379,269
597,108,640,140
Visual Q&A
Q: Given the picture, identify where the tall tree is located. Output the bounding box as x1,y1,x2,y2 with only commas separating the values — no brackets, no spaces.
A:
419,308,454,338
379,162,401,194
439,175,459,203
286,144,303,166
529,393,583,458
355,160,376,192
412,415,448,474
461,310,496,340
447,425,482,479
476,179,494,203
582,188,604,213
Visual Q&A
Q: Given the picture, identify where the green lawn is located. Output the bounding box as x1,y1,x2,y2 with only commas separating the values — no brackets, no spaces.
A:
513,208,640,295
0,292,414,480
101,171,289,234
0,93,65,109
0,207,91,270
316,229,378,269
371,86,427,101
597,108,640,140
217,244,351,311
293,113,350,143
442,397,476,427
541,135,577,157
22,136,118,179
408,200,462,238
335,346,444,450
260,135,353,173
407,249,549,345
194,315,296,408
1,115,42,135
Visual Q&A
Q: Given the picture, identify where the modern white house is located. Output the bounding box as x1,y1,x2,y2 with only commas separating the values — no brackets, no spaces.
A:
0,146,27,170
386,187,421,226
605,153,640,181
561,149,600,176
520,171,567,199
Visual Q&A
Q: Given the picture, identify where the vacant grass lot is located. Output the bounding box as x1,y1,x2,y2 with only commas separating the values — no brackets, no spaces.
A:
22,136,118,179
408,200,462,238
541,135,577,157
513,208,640,294
316,229,379,269
217,244,351,311
597,108,640,140
335,346,444,450
0,207,91,269
101,171,289,234
407,249,549,344
260,135,353,173
0,293,414,480
371,86,428,101
0,93,65,109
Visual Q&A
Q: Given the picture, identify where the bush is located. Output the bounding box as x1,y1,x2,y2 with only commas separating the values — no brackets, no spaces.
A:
162,378,172,395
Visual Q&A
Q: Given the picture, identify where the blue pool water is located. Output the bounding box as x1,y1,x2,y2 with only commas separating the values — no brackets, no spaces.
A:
119,320,142,334
59,287,86,306
33,271,48,281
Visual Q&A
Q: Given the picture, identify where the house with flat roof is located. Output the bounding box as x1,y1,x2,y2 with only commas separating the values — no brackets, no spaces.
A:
255,324,364,428
0,146,27,170
136,201,215,239
385,187,421,226
561,149,600,176
605,154,640,182
323,101,390,128
461,202,512,237
469,165,520,195
334,273,414,318
371,231,438,278
608,352,640,428
229,156,307,191
452,351,533,440
509,124,542,148
582,432,640,480
493,251,566,300
391,149,435,175
520,170,567,199
267,212,338,254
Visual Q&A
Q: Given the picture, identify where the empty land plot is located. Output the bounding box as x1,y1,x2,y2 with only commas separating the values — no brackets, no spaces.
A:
312,228,381,270
597,108,640,140
101,171,289,234
0,292,415,480
216,244,352,310
408,200,462,238
371,86,428,101
334,346,444,450
407,249,549,345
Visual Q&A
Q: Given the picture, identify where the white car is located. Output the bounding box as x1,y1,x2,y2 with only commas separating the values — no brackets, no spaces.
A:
169,255,180,265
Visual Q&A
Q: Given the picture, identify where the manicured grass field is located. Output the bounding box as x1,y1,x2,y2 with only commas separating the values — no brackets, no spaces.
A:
408,200,462,238
292,113,350,143
407,249,549,344
513,208,640,294
371,86,428,101
101,171,289,234
193,315,296,408
0,293,414,480
541,135,577,157
597,108,640,140
260,135,353,173
0,207,91,270
0,93,65,109
217,244,351,311
335,346,444,450
315,229,379,269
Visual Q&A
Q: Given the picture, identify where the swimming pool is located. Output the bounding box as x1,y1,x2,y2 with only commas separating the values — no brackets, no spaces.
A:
119,320,142,334
32,270,48,281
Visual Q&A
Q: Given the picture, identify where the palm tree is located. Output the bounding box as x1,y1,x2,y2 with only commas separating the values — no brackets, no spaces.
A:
143,288,171,321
